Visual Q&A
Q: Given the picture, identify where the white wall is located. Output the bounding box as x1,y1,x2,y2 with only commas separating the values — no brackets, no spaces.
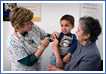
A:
3,3,103,71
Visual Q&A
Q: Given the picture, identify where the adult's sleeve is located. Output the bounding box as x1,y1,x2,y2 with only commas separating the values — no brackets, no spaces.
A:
8,37,39,66
74,54,101,71
18,54,39,66
34,25,48,39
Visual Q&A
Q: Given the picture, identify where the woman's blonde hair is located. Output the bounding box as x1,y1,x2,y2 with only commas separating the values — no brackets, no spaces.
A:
10,7,33,29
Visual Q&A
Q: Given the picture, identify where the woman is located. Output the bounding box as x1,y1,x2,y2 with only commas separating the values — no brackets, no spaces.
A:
8,7,49,71
48,16,102,71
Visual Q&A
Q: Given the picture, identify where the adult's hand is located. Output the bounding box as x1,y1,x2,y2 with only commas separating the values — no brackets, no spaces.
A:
40,37,49,48
48,64,63,71
51,32,59,40
63,53,71,63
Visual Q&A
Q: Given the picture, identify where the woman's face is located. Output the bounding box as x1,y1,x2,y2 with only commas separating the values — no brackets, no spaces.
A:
76,22,89,42
21,21,34,32
60,20,72,34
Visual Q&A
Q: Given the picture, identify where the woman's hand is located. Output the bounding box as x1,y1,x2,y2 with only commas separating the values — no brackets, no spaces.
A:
48,64,57,71
51,32,59,40
63,53,71,63
41,37,49,48
48,64,63,71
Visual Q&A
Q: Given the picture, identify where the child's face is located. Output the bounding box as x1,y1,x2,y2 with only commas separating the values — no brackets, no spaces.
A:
60,20,73,34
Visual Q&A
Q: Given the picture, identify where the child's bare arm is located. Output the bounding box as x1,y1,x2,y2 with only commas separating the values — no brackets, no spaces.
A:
63,53,71,63
56,55,63,68
50,35,63,68
54,47,63,68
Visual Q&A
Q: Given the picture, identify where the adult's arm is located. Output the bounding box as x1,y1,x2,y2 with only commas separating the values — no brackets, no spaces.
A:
18,37,49,66
66,54,101,71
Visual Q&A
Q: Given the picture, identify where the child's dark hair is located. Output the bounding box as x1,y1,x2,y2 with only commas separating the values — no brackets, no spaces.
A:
79,16,102,43
60,14,75,28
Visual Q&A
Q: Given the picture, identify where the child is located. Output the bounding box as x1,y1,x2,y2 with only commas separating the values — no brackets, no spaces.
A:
50,15,77,68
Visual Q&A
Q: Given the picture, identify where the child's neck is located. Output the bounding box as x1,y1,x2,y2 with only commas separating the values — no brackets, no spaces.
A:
62,32,71,34
64,32,71,36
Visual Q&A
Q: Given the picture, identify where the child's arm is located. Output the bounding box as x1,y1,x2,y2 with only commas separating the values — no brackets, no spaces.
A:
63,53,71,64
55,48,63,68
51,34,63,68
